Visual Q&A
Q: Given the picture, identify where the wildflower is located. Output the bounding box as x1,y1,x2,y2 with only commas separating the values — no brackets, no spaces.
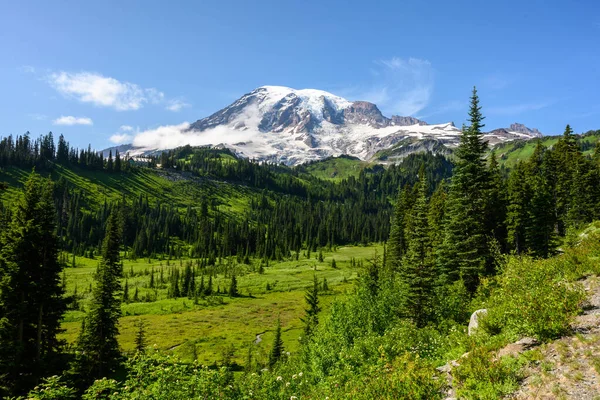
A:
298,372,303,377
286,382,290,387
291,397,298,400
277,376,283,381
292,374,297,379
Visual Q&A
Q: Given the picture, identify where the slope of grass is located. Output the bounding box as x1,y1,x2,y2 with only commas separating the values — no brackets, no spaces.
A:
0,164,253,215
494,132,599,168
299,156,367,181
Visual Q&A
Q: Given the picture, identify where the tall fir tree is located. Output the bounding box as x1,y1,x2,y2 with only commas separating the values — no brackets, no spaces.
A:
484,152,508,259
0,172,65,396
386,186,412,274
78,210,123,379
427,180,447,251
268,318,284,369
301,275,321,338
401,174,435,327
438,87,490,292
133,320,147,354
228,274,238,298
552,125,580,235
526,142,556,257
506,162,531,255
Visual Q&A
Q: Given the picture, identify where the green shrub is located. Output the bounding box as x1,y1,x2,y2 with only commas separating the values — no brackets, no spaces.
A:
454,347,525,399
484,255,584,341
20,375,77,400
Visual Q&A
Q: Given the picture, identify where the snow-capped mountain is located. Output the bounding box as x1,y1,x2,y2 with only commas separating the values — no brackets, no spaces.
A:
110,86,543,165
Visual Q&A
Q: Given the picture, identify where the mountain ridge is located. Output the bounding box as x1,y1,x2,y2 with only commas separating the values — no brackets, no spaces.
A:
106,86,543,165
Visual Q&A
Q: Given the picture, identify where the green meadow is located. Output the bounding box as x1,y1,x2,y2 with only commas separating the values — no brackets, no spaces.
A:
59,244,382,365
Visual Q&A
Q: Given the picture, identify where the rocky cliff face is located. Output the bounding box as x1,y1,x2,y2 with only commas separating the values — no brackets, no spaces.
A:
509,123,543,137
390,115,427,126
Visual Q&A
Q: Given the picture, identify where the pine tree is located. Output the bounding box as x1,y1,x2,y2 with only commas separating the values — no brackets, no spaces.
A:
526,142,557,257
198,275,205,297
123,279,130,303
301,275,320,337
114,150,122,173
107,150,114,172
553,125,580,235
331,258,337,269
427,180,447,250
149,268,155,289
438,87,490,292
205,275,213,296
506,162,531,255
0,172,65,395
228,274,238,297
401,175,435,327
387,186,411,273
322,277,329,292
188,268,196,298
78,210,123,378
485,152,508,259
134,320,147,354
268,318,284,369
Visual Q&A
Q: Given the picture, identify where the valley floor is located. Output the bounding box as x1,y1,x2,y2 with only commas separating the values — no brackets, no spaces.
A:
59,244,381,365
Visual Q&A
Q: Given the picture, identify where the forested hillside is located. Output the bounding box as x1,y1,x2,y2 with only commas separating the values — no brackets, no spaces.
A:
1,88,600,399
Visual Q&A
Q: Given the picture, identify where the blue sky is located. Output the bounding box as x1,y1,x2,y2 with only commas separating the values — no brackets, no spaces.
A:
1,0,599,149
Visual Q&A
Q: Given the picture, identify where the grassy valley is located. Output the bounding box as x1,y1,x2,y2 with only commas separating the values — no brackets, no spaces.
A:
58,245,381,365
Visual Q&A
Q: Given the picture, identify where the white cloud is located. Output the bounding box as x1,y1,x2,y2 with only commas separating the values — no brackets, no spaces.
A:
53,115,93,126
109,124,138,143
166,99,191,112
130,103,266,150
47,71,164,111
488,101,554,115
348,57,434,116
109,134,133,144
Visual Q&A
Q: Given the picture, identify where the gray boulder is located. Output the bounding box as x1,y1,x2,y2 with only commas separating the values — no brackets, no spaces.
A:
468,309,488,336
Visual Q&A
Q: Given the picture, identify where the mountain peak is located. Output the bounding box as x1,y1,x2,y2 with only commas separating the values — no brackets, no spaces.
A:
136,86,543,165
509,123,543,137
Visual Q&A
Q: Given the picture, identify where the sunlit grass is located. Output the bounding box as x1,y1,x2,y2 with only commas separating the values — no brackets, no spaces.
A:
59,244,382,364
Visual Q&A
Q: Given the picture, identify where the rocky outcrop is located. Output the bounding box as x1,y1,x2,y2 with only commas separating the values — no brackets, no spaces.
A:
496,337,539,359
343,101,388,127
509,123,542,137
390,115,427,126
